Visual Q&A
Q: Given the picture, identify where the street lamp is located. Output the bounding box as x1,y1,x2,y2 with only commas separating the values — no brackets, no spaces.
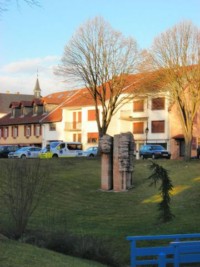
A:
145,127,149,144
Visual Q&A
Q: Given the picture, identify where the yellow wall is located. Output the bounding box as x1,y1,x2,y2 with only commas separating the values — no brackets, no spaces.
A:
0,125,42,146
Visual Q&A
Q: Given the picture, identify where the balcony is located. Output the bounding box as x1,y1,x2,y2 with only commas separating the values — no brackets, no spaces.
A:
120,110,148,121
64,122,82,131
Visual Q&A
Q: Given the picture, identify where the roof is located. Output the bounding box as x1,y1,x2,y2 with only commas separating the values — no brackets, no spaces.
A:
0,93,34,114
0,112,47,126
40,89,79,123
62,88,95,108
61,73,150,108
42,90,79,104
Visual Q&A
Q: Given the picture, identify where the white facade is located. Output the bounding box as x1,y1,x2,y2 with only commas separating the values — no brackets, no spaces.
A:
47,94,170,151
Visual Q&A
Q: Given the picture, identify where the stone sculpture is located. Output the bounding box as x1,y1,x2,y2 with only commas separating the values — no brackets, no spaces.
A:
100,132,135,192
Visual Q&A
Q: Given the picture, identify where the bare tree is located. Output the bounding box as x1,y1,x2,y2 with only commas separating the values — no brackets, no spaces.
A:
0,0,40,14
56,17,141,138
148,21,200,160
0,159,53,239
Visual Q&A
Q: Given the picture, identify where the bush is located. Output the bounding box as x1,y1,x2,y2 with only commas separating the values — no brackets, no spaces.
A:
0,159,53,239
22,230,121,267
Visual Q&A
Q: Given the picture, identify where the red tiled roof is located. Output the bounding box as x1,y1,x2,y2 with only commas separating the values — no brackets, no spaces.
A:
40,109,62,123
0,112,47,126
42,90,79,104
62,88,95,108
9,102,20,108
20,101,33,107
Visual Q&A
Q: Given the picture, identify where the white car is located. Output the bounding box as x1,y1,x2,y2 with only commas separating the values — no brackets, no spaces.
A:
82,146,98,157
13,146,41,159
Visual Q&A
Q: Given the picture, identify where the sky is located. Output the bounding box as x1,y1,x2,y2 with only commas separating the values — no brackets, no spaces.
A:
0,0,200,96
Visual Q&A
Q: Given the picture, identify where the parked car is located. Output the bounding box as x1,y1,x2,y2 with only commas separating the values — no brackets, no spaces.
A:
0,145,19,158
39,142,83,158
12,146,41,159
139,145,171,159
82,146,98,157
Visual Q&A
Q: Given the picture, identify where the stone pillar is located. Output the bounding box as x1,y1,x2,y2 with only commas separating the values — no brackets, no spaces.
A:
113,132,134,191
100,135,113,190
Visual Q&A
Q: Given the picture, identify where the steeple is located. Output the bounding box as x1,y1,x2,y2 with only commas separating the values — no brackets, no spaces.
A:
34,71,42,98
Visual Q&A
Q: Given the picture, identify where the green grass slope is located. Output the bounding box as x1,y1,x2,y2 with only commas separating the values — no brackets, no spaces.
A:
0,239,108,267
0,158,200,266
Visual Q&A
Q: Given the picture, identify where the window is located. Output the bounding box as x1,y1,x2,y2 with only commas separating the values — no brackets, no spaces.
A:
87,132,98,143
151,120,165,133
11,108,15,118
33,104,38,115
152,97,165,110
133,122,144,134
73,133,82,142
34,125,41,137
12,126,18,138
24,125,31,137
49,123,56,131
88,110,96,121
67,143,82,150
133,100,144,112
21,107,25,116
73,111,82,129
3,127,9,138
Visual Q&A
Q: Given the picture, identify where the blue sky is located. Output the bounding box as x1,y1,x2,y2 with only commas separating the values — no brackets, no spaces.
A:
0,0,200,96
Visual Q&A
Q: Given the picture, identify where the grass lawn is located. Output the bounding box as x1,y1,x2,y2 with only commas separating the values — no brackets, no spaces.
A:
0,239,108,267
0,158,200,266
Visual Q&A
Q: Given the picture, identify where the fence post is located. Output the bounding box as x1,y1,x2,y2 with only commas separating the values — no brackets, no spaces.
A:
130,240,136,267
158,252,166,267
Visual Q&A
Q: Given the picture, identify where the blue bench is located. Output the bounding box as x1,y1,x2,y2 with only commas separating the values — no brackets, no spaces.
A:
126,233,200,267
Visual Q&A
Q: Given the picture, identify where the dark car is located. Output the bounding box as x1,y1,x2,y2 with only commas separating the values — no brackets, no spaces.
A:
139,145,171,159
0,145,19,158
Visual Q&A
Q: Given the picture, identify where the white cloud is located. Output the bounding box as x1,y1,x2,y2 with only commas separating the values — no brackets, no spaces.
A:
1,56,59,74
0,56,75,96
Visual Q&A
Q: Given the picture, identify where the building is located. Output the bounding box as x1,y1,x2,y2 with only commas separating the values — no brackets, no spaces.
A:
0,74,199,158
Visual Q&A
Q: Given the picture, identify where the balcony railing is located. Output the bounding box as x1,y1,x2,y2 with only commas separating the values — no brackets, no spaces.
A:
120,110,148,121
64,122,82,131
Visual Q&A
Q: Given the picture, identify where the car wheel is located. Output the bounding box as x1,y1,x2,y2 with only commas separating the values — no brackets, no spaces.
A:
52,154,58,158
140,155,145,160
152,154,156,160
21,154,26,159
89,154,94,157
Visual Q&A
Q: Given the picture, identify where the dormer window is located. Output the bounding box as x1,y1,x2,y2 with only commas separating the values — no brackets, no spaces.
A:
21,106,25,116
33,104,38,115
11,108,15,118
43,104,47,114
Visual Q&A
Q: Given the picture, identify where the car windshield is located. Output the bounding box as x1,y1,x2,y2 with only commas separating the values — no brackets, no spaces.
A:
50,142,60,148
154,146,165,150
17,147,31,152
0,147,4,151
86,147,93,151
41,147,48,153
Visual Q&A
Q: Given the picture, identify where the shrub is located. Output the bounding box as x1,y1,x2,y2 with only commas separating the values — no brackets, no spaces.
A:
0,159,53,239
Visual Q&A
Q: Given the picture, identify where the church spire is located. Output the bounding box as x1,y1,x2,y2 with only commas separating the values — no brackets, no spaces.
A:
34,70,41,98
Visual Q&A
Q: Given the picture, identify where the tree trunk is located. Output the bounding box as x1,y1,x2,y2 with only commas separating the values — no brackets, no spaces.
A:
184,135,192,161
